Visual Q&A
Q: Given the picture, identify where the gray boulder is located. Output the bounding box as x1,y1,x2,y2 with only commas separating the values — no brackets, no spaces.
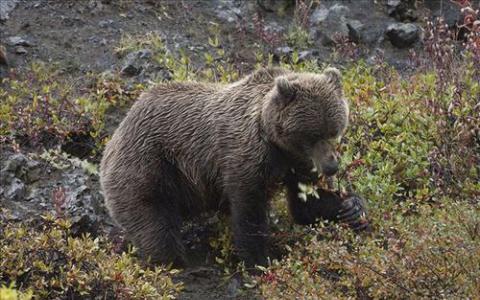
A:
0,0,18,21
4,178,26,201
6,36,34,47
424,0,461,29
120,49,153,76
386,23,419,48
309,4,365,45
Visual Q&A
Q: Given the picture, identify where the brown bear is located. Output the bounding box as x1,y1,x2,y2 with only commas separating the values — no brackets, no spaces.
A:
100,66,363,267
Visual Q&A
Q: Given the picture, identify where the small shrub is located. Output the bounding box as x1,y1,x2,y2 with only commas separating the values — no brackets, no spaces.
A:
0,62,92,147
257,202,480,299
0,62,142,155
285,25,312,49
284,0,314,49
114,32,166,58
0,211,182,299
252,12,284,48
0,283,33,300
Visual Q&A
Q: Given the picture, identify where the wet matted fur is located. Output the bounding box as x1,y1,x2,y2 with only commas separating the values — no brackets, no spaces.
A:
100,66,350,267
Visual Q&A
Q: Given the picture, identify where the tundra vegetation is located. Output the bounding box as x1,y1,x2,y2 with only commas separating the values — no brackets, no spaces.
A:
0,1,479,299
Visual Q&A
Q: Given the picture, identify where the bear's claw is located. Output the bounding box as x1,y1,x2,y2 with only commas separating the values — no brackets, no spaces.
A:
337,194,369,231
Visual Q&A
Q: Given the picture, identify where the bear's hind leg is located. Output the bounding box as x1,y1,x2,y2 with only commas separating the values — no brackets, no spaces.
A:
125,200,186,266
106,161,188,267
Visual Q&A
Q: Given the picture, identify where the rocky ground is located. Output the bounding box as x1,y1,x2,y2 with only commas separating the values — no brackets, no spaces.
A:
0,0,470,299
1,0,466,76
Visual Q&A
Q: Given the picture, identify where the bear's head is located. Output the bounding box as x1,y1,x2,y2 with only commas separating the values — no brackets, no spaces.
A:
262,67,349,176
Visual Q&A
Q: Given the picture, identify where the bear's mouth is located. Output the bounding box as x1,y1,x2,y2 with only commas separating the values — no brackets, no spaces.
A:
310,141,339,177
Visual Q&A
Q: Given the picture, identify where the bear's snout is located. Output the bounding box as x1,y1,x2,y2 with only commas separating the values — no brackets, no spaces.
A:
322,161,339,176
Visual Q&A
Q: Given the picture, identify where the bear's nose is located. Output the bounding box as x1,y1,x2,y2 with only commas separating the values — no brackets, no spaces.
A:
323,164,339,176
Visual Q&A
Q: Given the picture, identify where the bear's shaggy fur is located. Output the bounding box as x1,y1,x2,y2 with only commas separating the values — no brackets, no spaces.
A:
100,67,349,267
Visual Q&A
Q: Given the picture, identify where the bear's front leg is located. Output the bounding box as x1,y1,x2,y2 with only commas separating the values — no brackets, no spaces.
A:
228,185,269,268
284,171,368,230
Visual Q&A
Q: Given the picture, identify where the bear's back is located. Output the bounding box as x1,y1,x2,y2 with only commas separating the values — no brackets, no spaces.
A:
101,68,289,189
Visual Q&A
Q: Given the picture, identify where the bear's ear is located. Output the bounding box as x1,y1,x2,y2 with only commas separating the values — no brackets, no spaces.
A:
275,76,297,104
324,67,342,88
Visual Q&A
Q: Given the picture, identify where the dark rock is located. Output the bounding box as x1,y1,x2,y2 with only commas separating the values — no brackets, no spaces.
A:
347,20,364,43
387,0,417,22
5,178,26,201
386,23,419,48
152,68,172,82
361,26,385,46
120,64,133,75
256,0,294,13
61,131,95,159
424,0,461,29
120,49,153,76
309,4,354,46
70,214,99,237
6,36,33,47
